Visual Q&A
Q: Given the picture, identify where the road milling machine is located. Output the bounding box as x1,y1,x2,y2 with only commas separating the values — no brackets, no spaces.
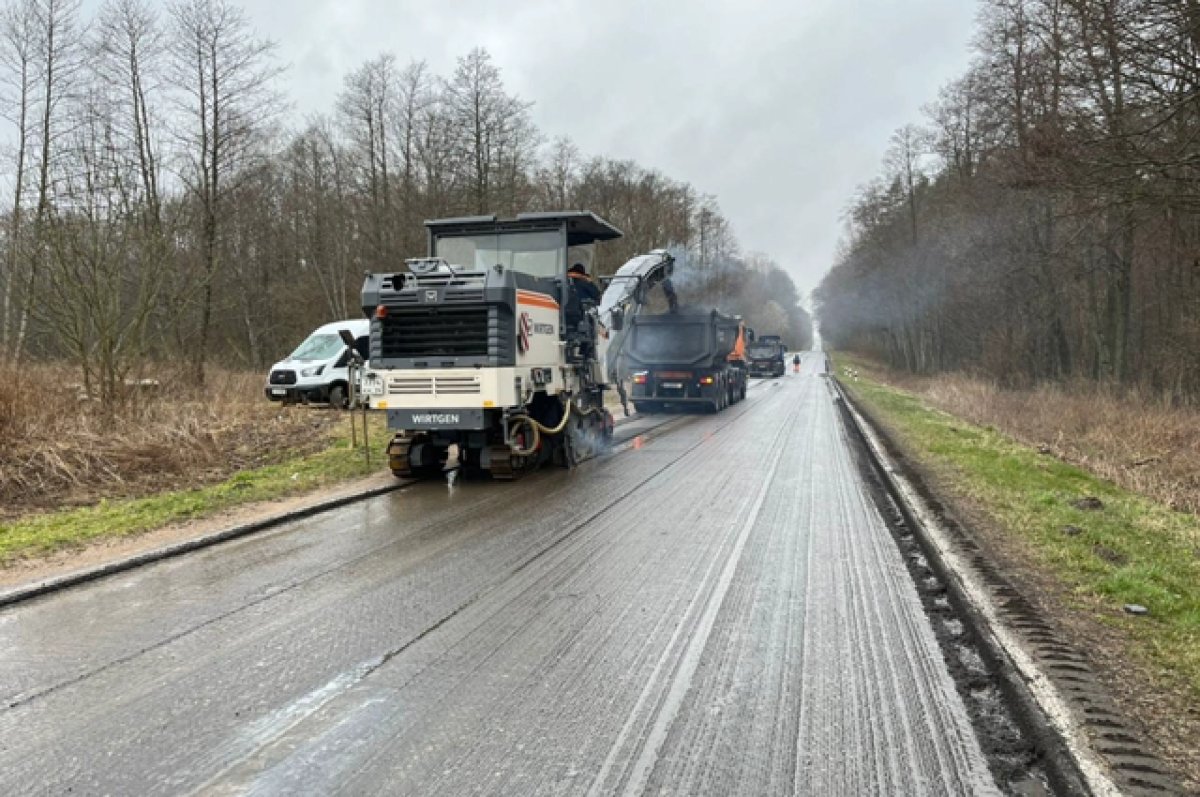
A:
358,212,676,480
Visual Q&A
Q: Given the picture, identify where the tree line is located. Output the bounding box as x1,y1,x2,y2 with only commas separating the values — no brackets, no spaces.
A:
816,0,1200,399
0,0,809,404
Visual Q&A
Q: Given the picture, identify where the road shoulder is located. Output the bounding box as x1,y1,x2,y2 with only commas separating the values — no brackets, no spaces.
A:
0,471,400,595
835,365,1198,794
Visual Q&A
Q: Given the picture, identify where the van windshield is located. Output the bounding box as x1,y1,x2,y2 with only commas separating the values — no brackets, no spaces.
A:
290,333,345,361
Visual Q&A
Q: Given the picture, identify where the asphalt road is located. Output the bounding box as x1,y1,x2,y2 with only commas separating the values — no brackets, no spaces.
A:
0,353,1003,795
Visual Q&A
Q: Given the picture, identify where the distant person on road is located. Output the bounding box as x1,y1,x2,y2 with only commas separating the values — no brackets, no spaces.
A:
793,353,801,373
568,263,601,304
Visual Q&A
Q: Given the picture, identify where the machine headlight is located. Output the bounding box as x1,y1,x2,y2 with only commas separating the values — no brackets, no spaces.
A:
300,365,325,377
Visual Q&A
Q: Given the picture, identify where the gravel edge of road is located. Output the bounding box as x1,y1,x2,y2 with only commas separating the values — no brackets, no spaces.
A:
833,375,1186,797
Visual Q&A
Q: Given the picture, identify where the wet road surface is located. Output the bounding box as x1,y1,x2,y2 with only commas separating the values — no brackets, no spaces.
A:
0,354,1001,795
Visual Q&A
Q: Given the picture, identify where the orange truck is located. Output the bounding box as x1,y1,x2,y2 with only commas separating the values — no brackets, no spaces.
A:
623,308,750,414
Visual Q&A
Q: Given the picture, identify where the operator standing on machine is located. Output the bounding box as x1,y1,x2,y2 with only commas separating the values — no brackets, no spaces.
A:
568,263,601,304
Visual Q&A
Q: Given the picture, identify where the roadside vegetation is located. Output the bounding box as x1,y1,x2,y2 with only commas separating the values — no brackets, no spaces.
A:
834,354,1200,779
846,361,1200,518
0,362,386,564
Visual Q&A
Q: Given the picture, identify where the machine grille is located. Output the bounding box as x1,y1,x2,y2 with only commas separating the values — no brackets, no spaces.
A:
380,307,489,358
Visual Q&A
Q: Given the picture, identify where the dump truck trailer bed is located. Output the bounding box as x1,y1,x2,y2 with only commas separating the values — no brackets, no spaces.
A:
623,308,748,413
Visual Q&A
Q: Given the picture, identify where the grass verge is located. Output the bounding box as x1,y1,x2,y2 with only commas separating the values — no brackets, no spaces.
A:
0,413,389,565
834,354,1200,700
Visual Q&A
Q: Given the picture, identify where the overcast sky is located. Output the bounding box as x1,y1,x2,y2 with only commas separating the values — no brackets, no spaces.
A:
238,0,979,297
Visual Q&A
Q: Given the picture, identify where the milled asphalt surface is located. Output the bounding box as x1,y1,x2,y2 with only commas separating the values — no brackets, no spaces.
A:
0,354,1003,795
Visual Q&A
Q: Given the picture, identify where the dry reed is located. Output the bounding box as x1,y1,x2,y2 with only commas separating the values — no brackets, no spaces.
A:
0,362,339,518
872,367,1200,515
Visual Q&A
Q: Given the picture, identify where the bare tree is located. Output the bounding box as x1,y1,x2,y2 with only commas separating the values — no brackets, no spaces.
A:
95,0,165,233
338,53,398,267
0,0,38,359
4,0,83,362
394,59,431,255
167,0,282,383
536,135,579,209
445,48,535,214
36,80,163,406
415,87,457,218
284,118,355,321
886,124,927,246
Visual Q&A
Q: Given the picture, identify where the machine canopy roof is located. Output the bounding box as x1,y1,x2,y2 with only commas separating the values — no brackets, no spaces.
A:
424,211,624,246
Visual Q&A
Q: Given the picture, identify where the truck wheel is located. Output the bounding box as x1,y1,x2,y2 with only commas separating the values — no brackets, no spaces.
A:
327,384,347,409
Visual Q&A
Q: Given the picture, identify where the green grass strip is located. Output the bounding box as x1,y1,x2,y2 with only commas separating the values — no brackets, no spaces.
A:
834,354,1200,698
0,419,389,565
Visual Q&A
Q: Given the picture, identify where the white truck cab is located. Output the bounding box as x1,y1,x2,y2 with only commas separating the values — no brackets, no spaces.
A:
265,319,370,407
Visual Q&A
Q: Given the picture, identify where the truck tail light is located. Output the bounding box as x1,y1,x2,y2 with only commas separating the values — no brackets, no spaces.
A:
374,305,388,319
700,376,715,385
632,372,648,385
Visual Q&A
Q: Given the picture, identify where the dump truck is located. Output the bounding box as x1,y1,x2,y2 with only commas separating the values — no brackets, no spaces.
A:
747,334,787,377
624,308,750,413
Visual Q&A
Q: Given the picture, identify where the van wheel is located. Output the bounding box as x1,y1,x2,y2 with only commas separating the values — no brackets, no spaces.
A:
327,384,347,409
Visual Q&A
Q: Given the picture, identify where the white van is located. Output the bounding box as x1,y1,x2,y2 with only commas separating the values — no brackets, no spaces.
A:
265,319,370,407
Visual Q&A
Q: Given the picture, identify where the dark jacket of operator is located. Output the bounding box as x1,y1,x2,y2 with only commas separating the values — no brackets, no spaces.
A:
568,263,601,304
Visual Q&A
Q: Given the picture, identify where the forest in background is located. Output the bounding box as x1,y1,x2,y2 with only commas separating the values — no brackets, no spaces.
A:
816,0,1200,400
0,0,811,406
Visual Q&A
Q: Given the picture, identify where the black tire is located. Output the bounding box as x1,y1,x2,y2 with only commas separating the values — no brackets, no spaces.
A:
327,383,347,409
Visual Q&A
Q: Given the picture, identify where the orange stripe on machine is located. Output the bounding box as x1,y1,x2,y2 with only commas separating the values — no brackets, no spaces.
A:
517,290,560,310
